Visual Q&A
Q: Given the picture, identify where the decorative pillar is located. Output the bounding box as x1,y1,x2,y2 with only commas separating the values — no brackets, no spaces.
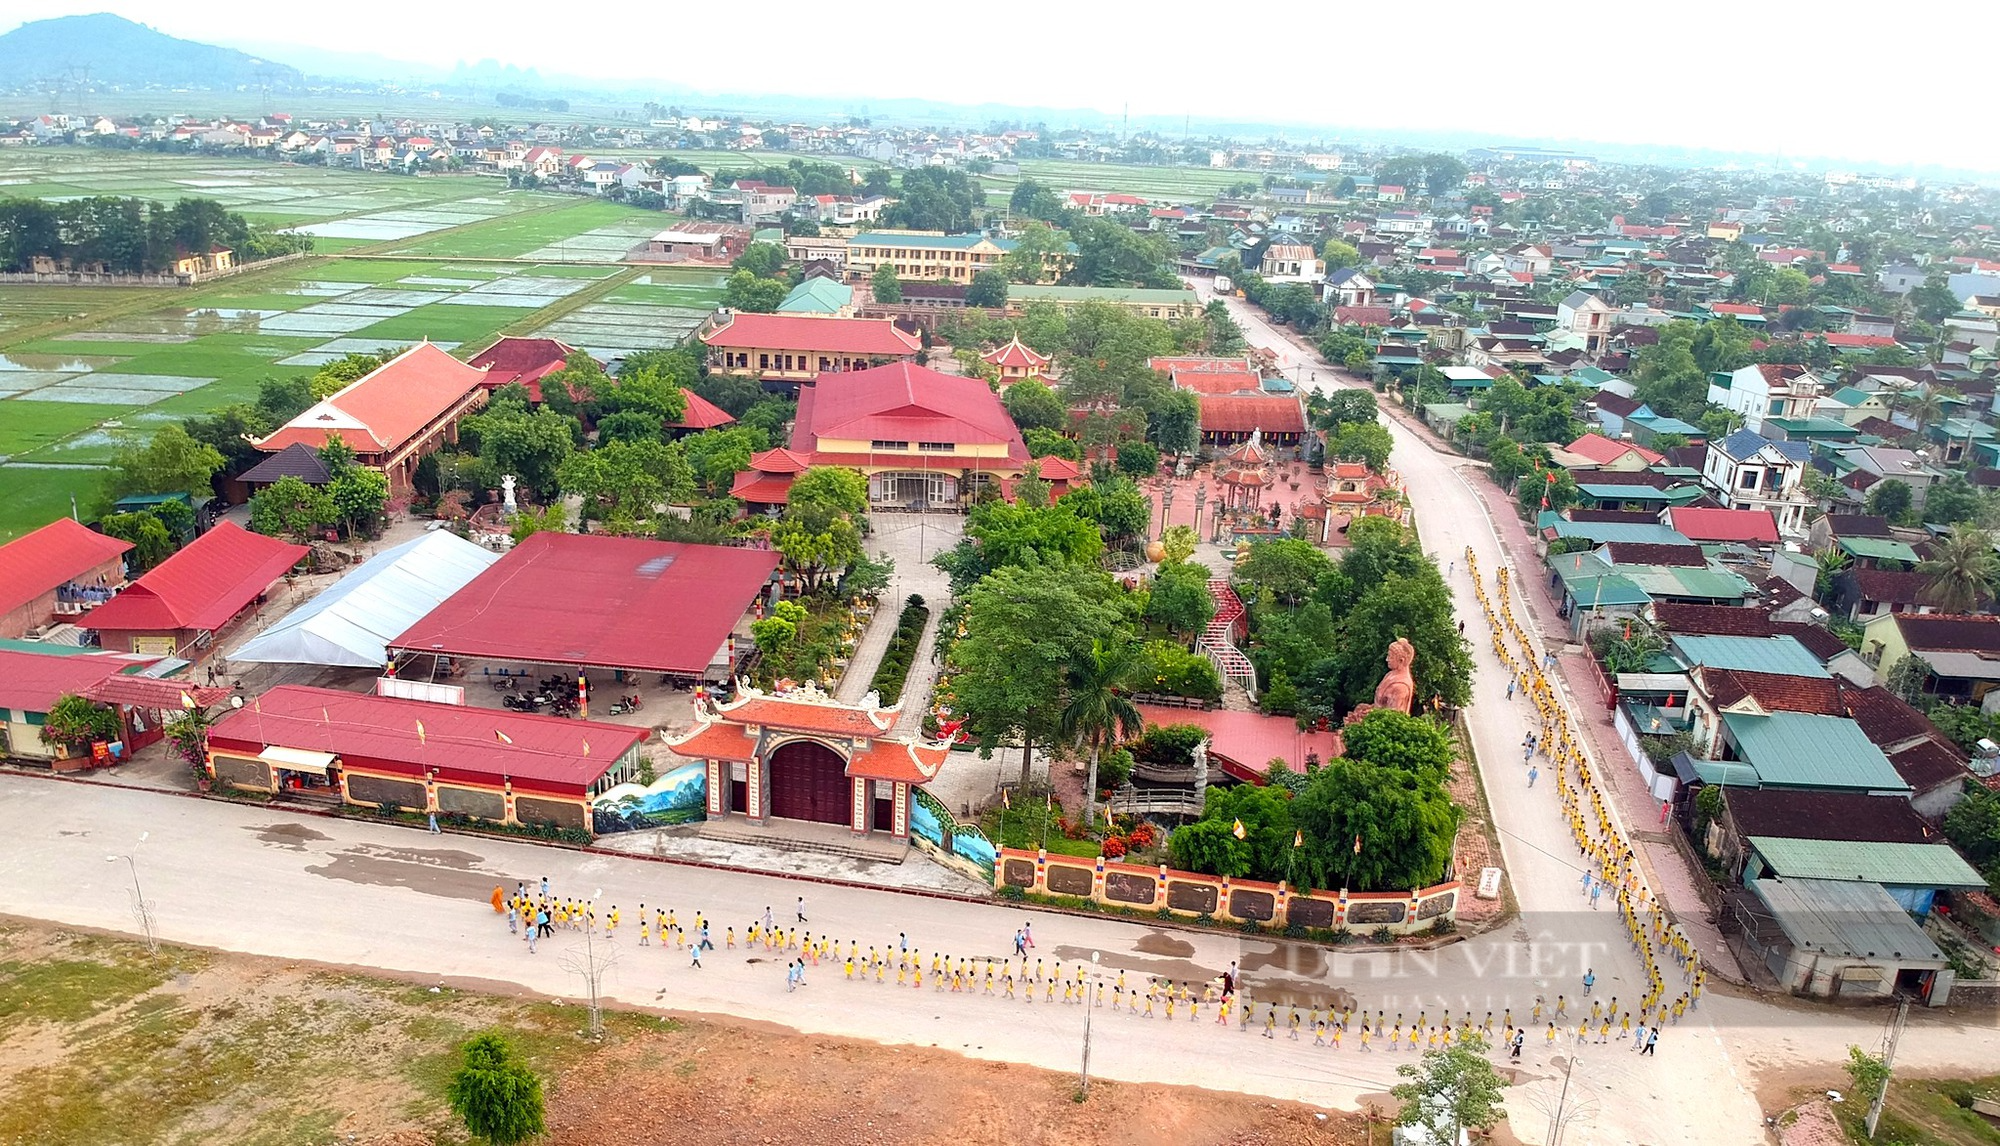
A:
892,781,909,839
424,769,439,814
850,776,870,837
1219,873,1232,921
1092,854,1106,901
704,759,727,818
746,754,766,824
1193,484,1207,537
501,777,516,826
1335,886,1349,929
1157,862,1170,909
1276,880,1290,930
1035,848,1049,893
1158,484,1174,538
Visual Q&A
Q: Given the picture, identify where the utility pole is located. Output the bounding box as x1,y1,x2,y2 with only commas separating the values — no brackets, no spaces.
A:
1079,950,1102,1095
1864,995,1909,1139
1546,1054,1575,1146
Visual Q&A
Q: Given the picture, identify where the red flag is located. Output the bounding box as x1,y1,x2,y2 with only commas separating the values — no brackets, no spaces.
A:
1353,834,1363,855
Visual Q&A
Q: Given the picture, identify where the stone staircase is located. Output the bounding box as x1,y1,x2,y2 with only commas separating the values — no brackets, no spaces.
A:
692,817,909,864
1200,578,1257,699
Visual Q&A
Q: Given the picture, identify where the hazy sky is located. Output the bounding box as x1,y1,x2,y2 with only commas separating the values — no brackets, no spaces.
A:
5,1,1996,171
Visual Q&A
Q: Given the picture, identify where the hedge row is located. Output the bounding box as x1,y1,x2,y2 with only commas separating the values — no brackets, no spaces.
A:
867,596,931,705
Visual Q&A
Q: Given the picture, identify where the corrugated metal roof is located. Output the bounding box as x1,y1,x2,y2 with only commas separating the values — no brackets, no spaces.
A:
1723,712,1908,791
1545,520,1693,545
1671,634,1831,678
1751,878,1945,961
1837,536,1921,562
1749,838,1984,890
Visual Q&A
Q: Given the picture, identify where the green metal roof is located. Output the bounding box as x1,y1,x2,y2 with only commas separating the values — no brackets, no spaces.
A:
1422,402,1474,424
1722,712,1907,791
1577,483,1676,501
0,638,107,657
1693,759,1763,786
1832,387,1881,407
1837,536,1920,563
1629,413,1704,436
777,276,854,314
1670,634,1830,678
1747,837,1983,888
1620,564,1753,602
1545,520,1692,545
1766,416,1859,439
1751,878,1944,961
1936,417,1996,440
1009,285,1196,306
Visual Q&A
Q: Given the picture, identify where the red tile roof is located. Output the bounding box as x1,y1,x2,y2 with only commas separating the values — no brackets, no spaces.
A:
1173,370,1265,395
0,647,157,714
388,533,778,675
1564,432,1664,466
1821,332,1901,349
1853,569,1931,606
207,684,642,794
1699,666,1841,715
727,474,797,505
1665,507,1780,544
1891,613,2000,654
719,694,896,737
466,336,582,404
82,675,230,710
1887,739,1970,792
1147,356,1256,374
845,738,947,783
794,362,1026,460
700,313,922,356
668,390,737,431
1725,788,1936,843
0,518,131,619
257,343,488,455
1602,542,1707,567
1197,394,1307,435
1135,705,1340,775
84,523,308,634
1651,602,1778,637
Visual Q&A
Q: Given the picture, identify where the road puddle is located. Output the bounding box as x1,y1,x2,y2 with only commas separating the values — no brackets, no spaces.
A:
249,822,331,850
306,844,500,900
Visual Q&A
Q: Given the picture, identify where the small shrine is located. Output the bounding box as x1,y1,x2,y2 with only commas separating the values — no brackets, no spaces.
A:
666,680,950,839
1214,430,1274,512
980,335,1051,384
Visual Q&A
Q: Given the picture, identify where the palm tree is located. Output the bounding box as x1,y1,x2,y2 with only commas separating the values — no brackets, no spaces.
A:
1918,529,2000,614
1907,389,1947,436
1059,639,1144,829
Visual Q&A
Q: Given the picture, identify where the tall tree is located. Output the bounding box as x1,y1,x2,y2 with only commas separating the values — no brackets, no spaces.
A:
949,564,1128,791
870,261,902,304
1060,638,1145,825
1391,1039,1508,1144
104,424,225,503
1919,528,2000,613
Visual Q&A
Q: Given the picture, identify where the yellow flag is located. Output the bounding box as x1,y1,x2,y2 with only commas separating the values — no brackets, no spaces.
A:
495,729,513,745
415,719,426,746
179,690,195,710
1231,818,1246,840
1293,830,1303,849
581,738,591,757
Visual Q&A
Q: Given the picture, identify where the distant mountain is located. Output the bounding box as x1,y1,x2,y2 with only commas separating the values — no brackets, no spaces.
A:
0,13,302,90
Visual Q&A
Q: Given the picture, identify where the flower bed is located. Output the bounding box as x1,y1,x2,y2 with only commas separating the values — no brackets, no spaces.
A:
866,595,930,704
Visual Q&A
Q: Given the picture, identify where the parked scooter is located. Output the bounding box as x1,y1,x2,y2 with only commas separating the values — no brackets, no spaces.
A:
608,693,643,716
491,676,516,692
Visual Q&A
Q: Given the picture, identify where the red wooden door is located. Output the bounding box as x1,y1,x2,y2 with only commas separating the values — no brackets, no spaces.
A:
768,741,848,824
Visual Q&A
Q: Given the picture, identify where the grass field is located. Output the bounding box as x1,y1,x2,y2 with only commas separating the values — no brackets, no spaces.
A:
381,199,666,261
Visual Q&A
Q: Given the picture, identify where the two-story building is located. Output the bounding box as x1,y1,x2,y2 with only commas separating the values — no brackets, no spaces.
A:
700,313,923,389
1555,290,1615,353
728,361,1043,510
1006,285,1199,320
844,231,1064,285
1703,429,1815,538
1707,364,1825,434
1258,244,1324,284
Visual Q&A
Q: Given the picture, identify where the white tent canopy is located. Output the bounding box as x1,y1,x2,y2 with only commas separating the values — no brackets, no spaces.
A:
233,531,500,668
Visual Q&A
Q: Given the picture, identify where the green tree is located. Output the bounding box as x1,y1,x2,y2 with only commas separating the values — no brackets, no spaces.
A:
1168,783,1296,880
1148,388,1200,457
1160,524,1198,566
1908,275,1962,324
731,240,786,278
1002,379,1066,432
1326,421,1394,471
248,475,336,543
446,1033,546,1146
1061,638,1145,822
1943,785,2000,879
1146,561,1216,638
601,359,690,425
723,269,787,312
1291,756,1461,891
1321,239,1362,270
950,563,1128,790
998,222,1071,284
97,512,175,572
786,465,868,518
539,352,606,420
965,268,1008,308
105,424,225,502
1024,427,1082,460
40,694,121,754
1340,709,1456,774
1007,178,1064,221
470,408,577,500
870,261,902,304
1866,480,1913,523
1235,538,1334,609
1391,1038,1508,1144
1316,389,1379,431
773,502,864,594
328,467,390,539
681,427,761,495
1884,653,1933,705
1115,440,1160,479
182,403,271,477
1319,571,1472,714
1060,478,1151,547
1919,528,1999,613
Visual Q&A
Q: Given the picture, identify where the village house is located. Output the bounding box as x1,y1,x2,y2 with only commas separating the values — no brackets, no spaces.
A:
1258,243,1324,284
1702,430,1816,539
1708,364,1826,434
0,518,132,639
843,231,1065,285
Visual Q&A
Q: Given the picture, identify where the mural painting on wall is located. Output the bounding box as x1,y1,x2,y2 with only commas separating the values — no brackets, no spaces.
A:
592,760,707,834
1045,863,1092,896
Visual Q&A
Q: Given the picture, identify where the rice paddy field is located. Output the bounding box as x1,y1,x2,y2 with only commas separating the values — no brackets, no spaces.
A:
0,150,726,540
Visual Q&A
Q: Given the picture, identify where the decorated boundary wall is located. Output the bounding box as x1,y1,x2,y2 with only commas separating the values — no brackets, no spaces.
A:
996,846,1459,935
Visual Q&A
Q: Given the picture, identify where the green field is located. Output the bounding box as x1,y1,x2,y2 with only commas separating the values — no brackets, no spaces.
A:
0,149,725,542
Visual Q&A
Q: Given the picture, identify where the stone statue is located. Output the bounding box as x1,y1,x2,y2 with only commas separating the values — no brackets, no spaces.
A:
501,474,518,517
1372,637,1417,715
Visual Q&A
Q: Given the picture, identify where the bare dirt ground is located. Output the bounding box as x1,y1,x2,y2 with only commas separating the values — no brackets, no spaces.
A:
0,918,1375,1146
